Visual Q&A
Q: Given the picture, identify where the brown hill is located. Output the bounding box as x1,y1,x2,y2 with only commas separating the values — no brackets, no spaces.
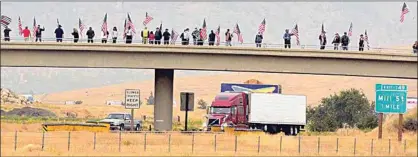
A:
37,72,417,107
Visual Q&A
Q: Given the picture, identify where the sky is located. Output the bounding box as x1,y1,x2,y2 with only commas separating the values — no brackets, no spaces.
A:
1,2,417,94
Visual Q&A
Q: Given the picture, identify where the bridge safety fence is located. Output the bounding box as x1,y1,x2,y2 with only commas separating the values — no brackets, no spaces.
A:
1,131,416,156
1,37,415,54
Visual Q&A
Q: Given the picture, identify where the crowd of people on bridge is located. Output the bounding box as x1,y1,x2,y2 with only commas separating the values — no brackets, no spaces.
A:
2,22,417,53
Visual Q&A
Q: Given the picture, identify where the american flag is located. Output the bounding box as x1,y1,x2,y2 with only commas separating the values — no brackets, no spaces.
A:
18,16,23,36
33,17,37,37
200,19,207,40
258,19,266,35
123,18,127,39
215,25,220,46
400,2,409,23
79,18,86,37
233,23,243,44
143,12,153,26
127,13,136,34
101,13,108,34
348,22,353,36
1,15,12,27
364,29,370,50
171,28,179,44
291,24,300,46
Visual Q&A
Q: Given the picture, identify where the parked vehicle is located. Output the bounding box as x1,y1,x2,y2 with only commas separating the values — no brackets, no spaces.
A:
205,92,306,135
99,112,142,131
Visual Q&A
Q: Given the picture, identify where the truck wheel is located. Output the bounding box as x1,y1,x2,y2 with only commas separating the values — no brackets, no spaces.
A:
135,124,141,131
119,124,125,131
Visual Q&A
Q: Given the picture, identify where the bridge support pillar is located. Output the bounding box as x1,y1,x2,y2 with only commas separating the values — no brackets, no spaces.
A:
154,69,174,131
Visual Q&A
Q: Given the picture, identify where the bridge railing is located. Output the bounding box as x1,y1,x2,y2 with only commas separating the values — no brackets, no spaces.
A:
1,36,415,54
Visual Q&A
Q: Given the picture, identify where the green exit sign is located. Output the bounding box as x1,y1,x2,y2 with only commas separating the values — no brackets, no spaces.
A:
375,84,408,114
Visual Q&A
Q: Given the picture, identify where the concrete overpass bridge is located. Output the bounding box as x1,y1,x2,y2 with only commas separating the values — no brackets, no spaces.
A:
1,42,417,131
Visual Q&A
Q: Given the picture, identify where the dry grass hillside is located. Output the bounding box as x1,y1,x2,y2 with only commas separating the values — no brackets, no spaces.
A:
36,72,417,107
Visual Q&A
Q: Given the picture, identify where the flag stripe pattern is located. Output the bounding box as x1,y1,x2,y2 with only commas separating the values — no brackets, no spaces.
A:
171,29,179,44
101,13,108,34
143,12,153,26
200,19,207,40
1,15,12,27
127,13,136,34
215,25,220,46
348,22,353,36
123,19,127,39
79,18,86,37
258,19,266,35
233,23,243,43
364,29,370,50
400,2,409,23
18,16,23,36
33,17,37,37
291,24,300,46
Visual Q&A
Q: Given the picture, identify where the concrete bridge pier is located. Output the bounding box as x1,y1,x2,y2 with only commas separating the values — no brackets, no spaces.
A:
154,69,174,131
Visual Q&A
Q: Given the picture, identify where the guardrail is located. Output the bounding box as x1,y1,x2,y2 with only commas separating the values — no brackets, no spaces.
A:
2,36,415,54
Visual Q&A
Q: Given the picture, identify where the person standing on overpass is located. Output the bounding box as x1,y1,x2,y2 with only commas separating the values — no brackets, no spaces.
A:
225,29,233,46
86,27,95,43
358,34,365,51
255,32,263,48
341,32,350,50
71,28,79,43
412,41,417,54
22,26,31,42
163,29,171,45
332,33,341,50
3,26,11,41
283,29,294,49
208,30,215,46
125,26,134,44
35,25,45,42
141,27,149,44
155,27,162,45
54,25,64,42
111,27,118,43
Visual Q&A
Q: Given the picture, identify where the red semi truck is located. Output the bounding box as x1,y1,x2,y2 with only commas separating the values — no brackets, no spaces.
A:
205,92,307,135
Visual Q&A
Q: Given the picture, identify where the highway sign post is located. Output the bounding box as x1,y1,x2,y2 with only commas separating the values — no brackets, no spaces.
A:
375,84,407,141
181,92,194,131
125,89,140,131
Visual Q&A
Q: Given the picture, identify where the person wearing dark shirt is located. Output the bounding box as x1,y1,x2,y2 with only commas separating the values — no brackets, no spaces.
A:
332,33,341,50
163,29,171,45
86,27,95,43
35,25,45,42
413,41,418,54
319,31,327,50
155,27,162,45
54,25,64,42
3,26,11,41
208,30,216,46
359,34,365,51
225,29,233,46
341,32,350,50
283,29,294,49
71,28,79,43
255,32,263,48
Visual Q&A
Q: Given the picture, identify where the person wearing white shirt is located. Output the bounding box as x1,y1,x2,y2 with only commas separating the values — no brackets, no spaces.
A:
125,26,133,44
101,30,109,43
111,27,118,43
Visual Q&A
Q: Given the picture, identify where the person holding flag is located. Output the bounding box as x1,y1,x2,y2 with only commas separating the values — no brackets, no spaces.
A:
141,27,149,44
3,26,12,41
283,29,294,49
35,24,45,42
341,32,350,50
71,28,79,43
255,32,263,48
154,23,162,45
54,25,64,42
358,34,365,51
111,27,118,43
225,28,233,46
318,31,327,50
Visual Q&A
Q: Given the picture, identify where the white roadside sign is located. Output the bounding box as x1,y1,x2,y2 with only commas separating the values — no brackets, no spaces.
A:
125,89,140,109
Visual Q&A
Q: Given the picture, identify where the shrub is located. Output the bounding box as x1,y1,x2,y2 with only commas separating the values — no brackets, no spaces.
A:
197,99,207,109
403,118,418,131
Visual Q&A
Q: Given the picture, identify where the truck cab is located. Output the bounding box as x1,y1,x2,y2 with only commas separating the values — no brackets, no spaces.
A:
206,92,248,130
